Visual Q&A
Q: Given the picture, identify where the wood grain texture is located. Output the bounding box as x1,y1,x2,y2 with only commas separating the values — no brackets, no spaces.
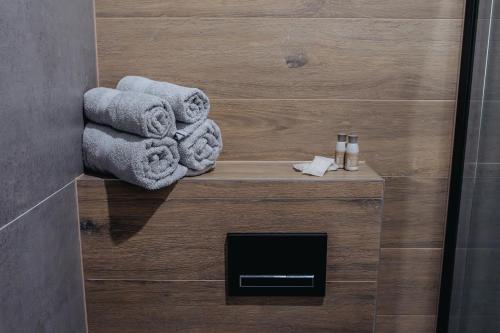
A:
95,0,464,19
91,0,459,322
96,18,461,100
381,177,449,247
85,280,376,333
376,315,436,333
79,162,384,199
376,249,442,315
78,190,382,281
82,161,383,182
209,100,454,177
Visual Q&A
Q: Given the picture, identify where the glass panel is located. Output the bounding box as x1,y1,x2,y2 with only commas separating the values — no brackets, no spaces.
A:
449,0,500,331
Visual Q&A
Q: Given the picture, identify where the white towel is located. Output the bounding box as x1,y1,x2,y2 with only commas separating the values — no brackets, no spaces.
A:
294,156,338,177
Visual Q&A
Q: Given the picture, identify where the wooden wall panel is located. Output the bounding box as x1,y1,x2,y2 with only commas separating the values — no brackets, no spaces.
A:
376,315,436,333
79,189,382,281
377,249,443,315
78,164,384,332
92,0,464,331
381,177,449,247
86,280,376,333
95,0,464,19
96,18,461,100
210,100,454,177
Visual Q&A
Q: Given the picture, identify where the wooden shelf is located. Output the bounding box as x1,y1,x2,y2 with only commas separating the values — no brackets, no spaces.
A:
78,161,383,199
81,160,382,182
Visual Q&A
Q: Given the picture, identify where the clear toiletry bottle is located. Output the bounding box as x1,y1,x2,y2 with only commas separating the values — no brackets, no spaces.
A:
335,133,347,169
345,135,359,171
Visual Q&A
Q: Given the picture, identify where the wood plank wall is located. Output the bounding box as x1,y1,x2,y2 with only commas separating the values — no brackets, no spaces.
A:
78,168,384,333
93,1,465,331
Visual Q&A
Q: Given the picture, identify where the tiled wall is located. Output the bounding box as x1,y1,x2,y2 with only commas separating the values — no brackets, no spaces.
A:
93,1,465,331
0,0,96,331
449,0,500,331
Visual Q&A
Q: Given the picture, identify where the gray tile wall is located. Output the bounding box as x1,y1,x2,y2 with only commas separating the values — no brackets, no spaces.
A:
0,184,87,333
0,0,97,226
0,0,96,331
478,3,500,163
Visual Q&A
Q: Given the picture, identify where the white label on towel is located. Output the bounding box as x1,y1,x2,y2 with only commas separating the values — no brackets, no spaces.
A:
302,156,336,177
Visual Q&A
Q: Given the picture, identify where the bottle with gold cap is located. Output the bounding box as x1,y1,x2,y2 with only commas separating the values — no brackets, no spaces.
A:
345,134,359,171
335,133,347,169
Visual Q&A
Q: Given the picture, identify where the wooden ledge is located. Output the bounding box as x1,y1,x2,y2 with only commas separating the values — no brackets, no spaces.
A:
79,161,382,182
77,161,384,199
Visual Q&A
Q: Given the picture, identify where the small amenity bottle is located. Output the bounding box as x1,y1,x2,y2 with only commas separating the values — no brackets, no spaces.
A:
345,135,359,171
335,133,347,169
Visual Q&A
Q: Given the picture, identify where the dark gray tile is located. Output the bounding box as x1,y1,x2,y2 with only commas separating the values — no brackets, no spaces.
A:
485,16,500,100
484,42,500,101
0,183,86,333
448,247,469,333
448,314,462,333
467,177,500,248
457,177,476,248
489,19,500,41
460,316,500,333
0,0,97,226
493,0,500,19
449,179,482,332
476,163,500,177
463,9,491,171
460,248,500,317
477,101,500,163
470,17,492,101
452,248,500,332
463,100,481,176
450,245,500,332
480,0,493,19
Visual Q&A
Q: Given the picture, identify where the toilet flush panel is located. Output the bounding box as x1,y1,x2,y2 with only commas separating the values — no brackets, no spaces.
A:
226,233,327,296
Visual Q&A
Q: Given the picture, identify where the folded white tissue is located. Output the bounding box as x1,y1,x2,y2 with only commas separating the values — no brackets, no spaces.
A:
293,156,339,177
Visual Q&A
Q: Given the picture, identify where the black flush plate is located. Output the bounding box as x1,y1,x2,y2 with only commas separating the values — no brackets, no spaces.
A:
226,233,327,296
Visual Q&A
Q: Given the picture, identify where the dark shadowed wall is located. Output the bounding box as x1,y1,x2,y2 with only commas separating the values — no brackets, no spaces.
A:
0,0,96,331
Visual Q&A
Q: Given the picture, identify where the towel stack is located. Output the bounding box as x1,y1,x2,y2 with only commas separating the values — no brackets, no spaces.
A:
82,76,222,190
